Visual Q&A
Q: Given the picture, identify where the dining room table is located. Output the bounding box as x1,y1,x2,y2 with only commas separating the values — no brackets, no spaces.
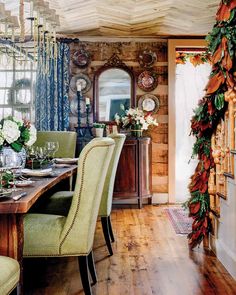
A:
0,165,77,294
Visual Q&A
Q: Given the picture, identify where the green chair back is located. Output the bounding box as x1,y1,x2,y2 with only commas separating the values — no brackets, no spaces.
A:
34,131,77,158
23,137,115,257
99,134,126,217
0,255,20,294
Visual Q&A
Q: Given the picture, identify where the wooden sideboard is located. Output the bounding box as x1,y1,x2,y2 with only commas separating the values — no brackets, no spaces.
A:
113,137,152,208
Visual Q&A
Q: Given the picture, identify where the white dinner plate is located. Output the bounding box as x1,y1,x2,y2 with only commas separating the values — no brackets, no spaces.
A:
22,168,53,177
54,158,78,164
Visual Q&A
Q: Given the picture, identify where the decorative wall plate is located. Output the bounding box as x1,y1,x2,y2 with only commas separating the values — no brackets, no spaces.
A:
70,95,92,118
138,94,160,113
70,73,92,94
138,49,157,68
72,49,91,68
137,70,158,92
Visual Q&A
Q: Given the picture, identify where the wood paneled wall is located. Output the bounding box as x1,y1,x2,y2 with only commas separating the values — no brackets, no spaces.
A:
69,40,168,194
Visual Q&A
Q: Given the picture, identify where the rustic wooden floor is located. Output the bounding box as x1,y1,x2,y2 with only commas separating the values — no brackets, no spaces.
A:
24,205,236,295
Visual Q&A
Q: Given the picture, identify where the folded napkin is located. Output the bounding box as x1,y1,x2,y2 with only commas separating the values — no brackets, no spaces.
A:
54,158,78,164
22,168,52,176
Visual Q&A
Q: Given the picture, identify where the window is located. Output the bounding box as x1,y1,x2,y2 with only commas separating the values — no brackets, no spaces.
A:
0,49,36,122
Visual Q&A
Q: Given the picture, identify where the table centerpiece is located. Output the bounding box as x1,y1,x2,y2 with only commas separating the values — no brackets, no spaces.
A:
114,107,158,137
0,116,37,168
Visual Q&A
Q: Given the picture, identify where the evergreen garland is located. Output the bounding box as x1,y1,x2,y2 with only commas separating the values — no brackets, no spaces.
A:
188,0,236,249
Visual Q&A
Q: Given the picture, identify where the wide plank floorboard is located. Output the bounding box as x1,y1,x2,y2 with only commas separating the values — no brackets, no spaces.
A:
24,205,236,294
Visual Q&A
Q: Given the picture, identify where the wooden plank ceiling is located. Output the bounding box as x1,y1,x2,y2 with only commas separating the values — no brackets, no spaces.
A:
1,0,219,37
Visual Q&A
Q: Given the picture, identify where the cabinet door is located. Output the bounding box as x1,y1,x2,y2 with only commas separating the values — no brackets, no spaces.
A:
139,138,152,197
113,139,138,198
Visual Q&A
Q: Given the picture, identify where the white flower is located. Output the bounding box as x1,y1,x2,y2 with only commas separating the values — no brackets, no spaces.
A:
122,116,130,127
127,108,136,116
120,104,125,111
141,122,149,130
25,125,37,146
2,120,20,144
0,132,4,145
13,117,23,126
146,115,159,126
114,113,121,125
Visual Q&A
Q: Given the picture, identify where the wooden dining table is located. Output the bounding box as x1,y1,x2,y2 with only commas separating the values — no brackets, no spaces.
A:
0,165,77,294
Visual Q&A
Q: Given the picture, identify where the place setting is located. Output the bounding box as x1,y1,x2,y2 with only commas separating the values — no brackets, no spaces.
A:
23,141,63,178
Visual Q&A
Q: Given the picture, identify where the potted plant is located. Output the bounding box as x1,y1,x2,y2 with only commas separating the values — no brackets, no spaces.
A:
114,107,158,137
93,122,106,138
0,116,37,167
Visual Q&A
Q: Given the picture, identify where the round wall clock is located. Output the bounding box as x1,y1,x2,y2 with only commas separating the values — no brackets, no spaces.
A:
72,49,91,68
138,49,157,68
137,70,158,92
70,73,92,94
138,94,160,113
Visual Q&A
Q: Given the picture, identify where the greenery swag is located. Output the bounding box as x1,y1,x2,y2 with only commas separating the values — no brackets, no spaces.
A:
188,0,236,249
176,52,211,66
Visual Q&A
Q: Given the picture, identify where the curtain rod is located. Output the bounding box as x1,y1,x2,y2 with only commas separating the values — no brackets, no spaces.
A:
175,47,207,52
0,38,35,61
57,37,80,44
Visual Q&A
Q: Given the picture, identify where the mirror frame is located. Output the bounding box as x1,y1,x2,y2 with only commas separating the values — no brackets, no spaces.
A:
93,54,136,123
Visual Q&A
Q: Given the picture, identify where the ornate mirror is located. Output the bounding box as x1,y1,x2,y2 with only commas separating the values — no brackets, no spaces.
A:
94,54,135,123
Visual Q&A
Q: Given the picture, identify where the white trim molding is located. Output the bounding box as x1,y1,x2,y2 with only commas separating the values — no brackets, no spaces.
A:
168,39,207,203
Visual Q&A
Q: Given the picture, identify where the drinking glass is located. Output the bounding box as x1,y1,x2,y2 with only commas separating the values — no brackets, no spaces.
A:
36,146,47,168
45,141,59,159
5,154,22,190
0,154,5,189
27,146,37,169
0,154,5,167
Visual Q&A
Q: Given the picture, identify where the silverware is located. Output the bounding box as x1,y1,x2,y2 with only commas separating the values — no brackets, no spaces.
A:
12,192,27,201
19,176,31,181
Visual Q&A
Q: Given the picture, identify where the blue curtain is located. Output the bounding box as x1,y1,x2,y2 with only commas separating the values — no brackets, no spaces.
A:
35,42,70,131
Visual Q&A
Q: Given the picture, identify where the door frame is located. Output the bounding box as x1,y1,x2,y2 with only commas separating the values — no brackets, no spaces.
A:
168,39,207,203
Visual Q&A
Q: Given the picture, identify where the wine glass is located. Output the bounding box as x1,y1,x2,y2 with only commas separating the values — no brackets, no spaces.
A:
0,154,5,168
27,146,37,169
53,142,59,157
36,146,47,169
45,141,59,159
5,154,22,190
0,154,5,189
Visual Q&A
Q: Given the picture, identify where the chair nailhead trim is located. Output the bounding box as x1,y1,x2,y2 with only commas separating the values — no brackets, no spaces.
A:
59,143,114,254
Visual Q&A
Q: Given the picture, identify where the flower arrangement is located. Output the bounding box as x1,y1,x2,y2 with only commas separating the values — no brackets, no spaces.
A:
114,107,158,131
0,116,37,152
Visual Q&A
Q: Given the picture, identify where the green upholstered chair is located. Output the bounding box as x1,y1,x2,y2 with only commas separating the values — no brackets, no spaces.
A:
0,256,20,295
38,134,126,256
23,138,115,295
34,131,77,158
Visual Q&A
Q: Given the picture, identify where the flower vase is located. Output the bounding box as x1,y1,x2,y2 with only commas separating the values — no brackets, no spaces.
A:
131,124,143,137
95,128,104,138
0,146,27,168
119,128,131,137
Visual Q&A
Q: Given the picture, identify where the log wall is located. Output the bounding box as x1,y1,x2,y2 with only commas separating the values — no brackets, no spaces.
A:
69,40,168,194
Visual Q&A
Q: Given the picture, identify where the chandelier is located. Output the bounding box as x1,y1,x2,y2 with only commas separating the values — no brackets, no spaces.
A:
0,0,60,66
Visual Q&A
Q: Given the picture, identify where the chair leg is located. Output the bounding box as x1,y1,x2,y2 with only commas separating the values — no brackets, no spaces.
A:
78,256,93,295
10,287,17,295
108,215,115,243
88,251,97,285
101,216,113,256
